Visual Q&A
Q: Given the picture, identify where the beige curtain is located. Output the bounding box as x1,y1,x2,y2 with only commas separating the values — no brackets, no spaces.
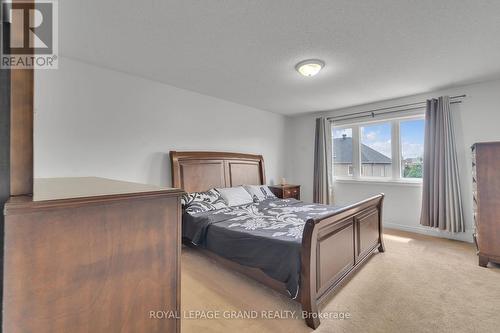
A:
420,96,464,232
313,117,333,204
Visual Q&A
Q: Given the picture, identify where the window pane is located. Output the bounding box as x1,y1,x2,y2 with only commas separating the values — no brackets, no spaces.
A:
360,123,392,178
401,119,424,178
332,127,353,178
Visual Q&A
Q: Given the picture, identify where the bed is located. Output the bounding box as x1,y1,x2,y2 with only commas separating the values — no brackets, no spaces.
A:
170,151,385,329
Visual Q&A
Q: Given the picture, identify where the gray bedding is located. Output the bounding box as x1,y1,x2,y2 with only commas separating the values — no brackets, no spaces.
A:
182,198,341,298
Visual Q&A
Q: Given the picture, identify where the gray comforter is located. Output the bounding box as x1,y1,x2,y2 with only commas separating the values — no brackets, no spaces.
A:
182,198,341,298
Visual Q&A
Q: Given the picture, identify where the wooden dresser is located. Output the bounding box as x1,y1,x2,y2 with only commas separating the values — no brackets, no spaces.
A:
472,142,500,267
3,177,183,333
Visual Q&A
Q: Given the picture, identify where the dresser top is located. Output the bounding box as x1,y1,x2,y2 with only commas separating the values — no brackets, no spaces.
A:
5,177,184,215
32,177,180,201
268,184,300,189
472,141,500,148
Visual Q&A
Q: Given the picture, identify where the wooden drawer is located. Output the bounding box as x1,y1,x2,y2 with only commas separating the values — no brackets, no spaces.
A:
284,187,300,198
269,185,301,200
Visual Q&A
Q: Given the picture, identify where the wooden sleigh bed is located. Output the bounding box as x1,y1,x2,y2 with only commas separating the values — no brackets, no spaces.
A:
170,151,385,329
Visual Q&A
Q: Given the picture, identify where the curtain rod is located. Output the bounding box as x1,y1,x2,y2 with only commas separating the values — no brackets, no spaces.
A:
328,94,466,122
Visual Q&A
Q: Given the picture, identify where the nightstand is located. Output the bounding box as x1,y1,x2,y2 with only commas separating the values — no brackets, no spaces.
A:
269,184,301,200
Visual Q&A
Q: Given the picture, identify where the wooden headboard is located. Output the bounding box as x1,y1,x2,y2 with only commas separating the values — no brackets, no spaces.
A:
170,151,266,193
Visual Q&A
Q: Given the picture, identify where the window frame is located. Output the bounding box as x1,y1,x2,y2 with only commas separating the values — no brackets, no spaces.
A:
332,126,355,179
359,121,394,179
331,114,424,184
399,117,425,180
347,165,353,176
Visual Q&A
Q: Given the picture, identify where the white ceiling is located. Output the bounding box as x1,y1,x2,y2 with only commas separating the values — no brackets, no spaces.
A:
60,0,500,115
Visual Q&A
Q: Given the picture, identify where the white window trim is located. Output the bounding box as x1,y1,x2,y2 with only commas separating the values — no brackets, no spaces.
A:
347,165,353,176
334,177,423,187
332,114,424,185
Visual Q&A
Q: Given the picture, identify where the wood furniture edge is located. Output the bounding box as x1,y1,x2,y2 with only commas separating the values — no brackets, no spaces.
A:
175,193,182,333
472,142,500,268
269,184,300,188
170,150,265,161
10,0,34,196
170,150,266,189
472,141,500,147
4,188,184,215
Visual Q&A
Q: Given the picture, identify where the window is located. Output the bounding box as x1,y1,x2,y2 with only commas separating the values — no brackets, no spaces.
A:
332,115,424,182
360,123,392,178
333,127,353,178
400,119,425,178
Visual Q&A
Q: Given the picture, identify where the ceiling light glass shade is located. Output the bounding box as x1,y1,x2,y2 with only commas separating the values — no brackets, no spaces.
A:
295,59,325,77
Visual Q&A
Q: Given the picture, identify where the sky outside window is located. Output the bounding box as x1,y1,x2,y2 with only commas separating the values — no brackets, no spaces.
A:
401,119,425,159
401,118,425,178
361,123,392,158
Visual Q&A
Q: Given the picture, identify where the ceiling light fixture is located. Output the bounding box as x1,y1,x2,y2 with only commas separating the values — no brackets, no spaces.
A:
295,59,325,77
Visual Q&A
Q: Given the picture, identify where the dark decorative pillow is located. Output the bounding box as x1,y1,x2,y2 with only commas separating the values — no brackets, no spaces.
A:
181,189,228,214
260,186,276,199
243,185,276,202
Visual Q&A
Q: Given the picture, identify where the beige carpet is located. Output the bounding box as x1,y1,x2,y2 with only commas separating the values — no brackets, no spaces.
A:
181,229,500,333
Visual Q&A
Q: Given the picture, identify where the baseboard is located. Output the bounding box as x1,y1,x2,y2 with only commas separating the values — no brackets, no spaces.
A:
384,222,473,243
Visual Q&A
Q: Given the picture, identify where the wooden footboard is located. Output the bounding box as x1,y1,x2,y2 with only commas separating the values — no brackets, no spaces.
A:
300,194,385,329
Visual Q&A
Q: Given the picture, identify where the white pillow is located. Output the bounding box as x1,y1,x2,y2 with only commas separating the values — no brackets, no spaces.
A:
243,185,276,202
217,186,254,207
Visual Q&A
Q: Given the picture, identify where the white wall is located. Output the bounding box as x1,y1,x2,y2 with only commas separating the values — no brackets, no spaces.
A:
286,79,500,242
34,57,287,187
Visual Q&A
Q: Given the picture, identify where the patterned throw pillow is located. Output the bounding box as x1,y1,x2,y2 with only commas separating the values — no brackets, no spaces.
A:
181,189,228,214
243,185,276,202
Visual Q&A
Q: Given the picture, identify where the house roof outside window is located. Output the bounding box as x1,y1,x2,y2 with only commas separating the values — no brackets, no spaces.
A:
333,137,392,164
